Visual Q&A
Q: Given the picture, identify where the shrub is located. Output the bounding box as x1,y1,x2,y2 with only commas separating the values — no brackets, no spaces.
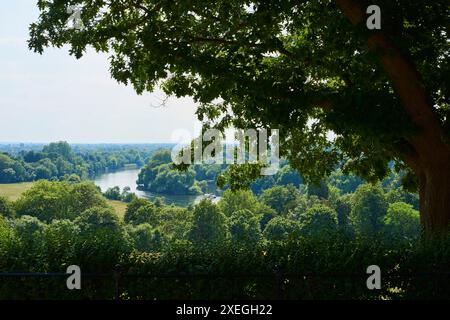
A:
229,209,262,245
263,216,301,242
188,200,228,245
383,202,420,241
299,205,339,237
124,198,152,224
128,223,163,252
350,184,387,237
0,196,14,219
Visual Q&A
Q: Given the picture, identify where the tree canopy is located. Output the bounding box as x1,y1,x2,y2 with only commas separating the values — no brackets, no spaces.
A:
28,0,450,231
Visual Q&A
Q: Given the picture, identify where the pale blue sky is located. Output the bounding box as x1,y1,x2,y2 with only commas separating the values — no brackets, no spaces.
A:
0,0,199,143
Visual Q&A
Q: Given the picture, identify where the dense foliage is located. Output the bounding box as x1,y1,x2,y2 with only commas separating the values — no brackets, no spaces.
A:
137,150,307,197
27,0,450,231
1,173,444,299
137,150,220,195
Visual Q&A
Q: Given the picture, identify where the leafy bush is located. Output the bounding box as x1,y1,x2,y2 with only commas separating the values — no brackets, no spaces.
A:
229,209,262,245
263,217,301,242
350,183,387,237
218,189,260,217
260,185,299,214
124,198,152,224
15,181,106,222
0,196,14,218
73,206,132,272
128,223,163,252
299,205,338,237
383,202,420,241
104,186,122,200
188,200,228,245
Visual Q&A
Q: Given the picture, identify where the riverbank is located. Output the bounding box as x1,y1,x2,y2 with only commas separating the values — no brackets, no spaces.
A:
94,168,220,207
0,168,220,216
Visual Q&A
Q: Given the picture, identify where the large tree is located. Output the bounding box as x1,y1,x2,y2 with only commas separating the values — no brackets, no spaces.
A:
29,0,450,232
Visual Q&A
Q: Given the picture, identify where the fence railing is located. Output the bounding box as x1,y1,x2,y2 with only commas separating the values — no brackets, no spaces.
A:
1,271,449,300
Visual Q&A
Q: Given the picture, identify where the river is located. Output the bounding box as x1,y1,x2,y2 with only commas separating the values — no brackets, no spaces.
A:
93,168,219,207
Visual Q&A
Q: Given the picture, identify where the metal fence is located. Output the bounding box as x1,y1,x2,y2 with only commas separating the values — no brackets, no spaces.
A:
1,271,449,300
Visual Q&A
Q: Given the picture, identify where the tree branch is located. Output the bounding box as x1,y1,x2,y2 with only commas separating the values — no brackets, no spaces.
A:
335,0,449,158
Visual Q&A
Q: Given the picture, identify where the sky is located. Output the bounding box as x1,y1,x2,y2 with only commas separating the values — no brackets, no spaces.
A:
0,0,200,144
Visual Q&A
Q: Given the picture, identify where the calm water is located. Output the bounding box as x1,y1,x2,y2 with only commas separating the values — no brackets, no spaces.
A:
93,168,217,207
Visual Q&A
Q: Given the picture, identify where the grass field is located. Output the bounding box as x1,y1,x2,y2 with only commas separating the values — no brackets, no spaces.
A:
107,200,127,219
0,182,34,201
0,182,127,218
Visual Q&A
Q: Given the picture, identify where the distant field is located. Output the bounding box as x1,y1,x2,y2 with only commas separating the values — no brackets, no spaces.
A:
0,182,127,218
0,182,34,201
108,200,127,219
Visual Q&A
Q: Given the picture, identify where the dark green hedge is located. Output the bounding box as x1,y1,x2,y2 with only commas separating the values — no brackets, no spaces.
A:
1,234,449,300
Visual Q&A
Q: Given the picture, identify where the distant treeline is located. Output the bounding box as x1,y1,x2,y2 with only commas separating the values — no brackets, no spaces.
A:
0,142,167,183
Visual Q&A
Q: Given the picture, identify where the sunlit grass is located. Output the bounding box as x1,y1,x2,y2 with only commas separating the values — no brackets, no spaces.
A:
0,182,34,201
108,200,127,219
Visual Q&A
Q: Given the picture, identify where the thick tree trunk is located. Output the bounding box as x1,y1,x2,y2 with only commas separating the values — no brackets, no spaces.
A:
418,159,450,233
336,0,450,233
